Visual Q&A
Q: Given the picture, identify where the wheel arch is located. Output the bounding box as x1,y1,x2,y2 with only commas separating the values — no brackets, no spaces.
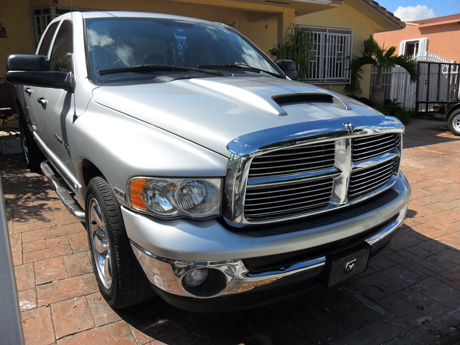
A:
447,103,460,118
81,159,105,189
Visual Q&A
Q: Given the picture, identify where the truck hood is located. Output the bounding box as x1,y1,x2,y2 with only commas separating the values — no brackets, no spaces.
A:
92,77,398,157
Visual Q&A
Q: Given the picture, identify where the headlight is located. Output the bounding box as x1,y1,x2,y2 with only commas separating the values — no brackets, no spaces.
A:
128,177,222,219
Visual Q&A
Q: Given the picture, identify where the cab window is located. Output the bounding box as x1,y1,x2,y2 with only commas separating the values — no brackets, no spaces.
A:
50,21,73,72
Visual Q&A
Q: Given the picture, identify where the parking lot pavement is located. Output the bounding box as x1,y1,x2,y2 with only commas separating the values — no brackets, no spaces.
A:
2,118,460,345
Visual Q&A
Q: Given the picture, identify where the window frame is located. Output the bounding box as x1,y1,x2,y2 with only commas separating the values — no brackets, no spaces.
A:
31,7,80,46
297,25,353,84
49,20,73,72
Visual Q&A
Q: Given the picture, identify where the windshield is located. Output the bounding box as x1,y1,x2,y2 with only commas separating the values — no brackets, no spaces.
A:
85,17,281,84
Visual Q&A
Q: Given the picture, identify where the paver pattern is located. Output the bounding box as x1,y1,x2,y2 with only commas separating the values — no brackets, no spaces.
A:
2,118,460,345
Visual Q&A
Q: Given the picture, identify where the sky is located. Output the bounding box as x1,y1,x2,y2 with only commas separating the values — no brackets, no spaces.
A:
376,0,459,21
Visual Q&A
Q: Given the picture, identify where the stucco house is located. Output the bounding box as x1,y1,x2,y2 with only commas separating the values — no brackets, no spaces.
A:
375,13,460,63
0,0,402,98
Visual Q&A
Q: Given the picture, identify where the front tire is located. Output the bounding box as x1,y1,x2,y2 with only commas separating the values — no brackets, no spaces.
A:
448,109,460,136
86,177,153,308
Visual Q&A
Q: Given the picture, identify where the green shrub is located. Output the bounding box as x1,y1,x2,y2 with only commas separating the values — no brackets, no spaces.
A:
375,99,413,124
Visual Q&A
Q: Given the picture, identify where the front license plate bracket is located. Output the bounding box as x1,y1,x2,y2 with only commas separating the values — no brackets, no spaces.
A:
324,242,371,287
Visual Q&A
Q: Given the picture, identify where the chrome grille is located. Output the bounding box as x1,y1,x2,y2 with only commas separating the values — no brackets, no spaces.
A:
353,134,400,162
226,129,403,226
348,158,399,200
249,142,335,178
244,178,334,221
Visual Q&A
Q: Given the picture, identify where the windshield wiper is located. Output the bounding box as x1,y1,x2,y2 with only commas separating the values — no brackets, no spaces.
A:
98,64,224,76
197,63,283,78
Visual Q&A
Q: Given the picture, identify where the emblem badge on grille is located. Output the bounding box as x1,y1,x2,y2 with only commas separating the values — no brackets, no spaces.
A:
343,122,355,134
344,259,357,274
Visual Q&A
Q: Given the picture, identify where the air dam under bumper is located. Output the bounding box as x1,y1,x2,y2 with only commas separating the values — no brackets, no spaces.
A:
123,173,410,311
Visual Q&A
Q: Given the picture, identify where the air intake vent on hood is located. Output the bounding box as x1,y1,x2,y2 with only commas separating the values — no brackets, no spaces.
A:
273,93,347,109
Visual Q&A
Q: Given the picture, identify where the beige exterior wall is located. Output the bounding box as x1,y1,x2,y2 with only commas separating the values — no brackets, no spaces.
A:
375,23,460,63
296,0,393,98
0,0,36,78
0,0,298,77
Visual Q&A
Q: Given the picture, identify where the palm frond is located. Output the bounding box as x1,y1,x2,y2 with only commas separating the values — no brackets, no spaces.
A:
345,55,376,95
391,55,418,82
345,35,418,98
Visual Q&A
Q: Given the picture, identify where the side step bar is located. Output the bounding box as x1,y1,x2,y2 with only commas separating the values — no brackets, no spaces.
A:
40,161,86,221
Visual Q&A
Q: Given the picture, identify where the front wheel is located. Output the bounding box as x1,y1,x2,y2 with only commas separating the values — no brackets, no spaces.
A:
447,109,460,136
85,177,153,308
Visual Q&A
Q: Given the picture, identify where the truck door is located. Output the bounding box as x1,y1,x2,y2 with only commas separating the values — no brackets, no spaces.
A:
29,20,75,177
21,21,59,137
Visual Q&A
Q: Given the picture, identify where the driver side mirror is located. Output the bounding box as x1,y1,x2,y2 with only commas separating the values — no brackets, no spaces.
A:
6,54,74,93
276,59,298,80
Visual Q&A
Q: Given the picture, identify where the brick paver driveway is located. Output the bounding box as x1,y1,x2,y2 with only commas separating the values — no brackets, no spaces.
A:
2,118,460,345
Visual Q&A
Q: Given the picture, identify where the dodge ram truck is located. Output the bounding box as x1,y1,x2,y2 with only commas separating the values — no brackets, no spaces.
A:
6,11,411,312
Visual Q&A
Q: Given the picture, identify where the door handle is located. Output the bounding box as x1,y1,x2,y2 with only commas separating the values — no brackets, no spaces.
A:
25,88,32,95
37,97,48,108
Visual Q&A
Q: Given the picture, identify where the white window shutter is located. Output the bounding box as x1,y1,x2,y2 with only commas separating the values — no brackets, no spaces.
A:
419,38,428,53
399,40,406,55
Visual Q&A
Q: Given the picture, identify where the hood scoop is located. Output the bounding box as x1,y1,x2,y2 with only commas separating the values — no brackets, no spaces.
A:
273,93,350,110
190,78,287,116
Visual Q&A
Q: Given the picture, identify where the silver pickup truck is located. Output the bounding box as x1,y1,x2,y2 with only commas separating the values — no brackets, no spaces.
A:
7,11,410,312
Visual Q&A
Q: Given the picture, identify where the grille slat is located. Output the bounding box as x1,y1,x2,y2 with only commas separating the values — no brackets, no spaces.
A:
348,180,389,199
353,135,396,148
244,178,334,220
353,143,395,158
252,147,335,160
245,199,331,219
353,134,399,162
249,142,335,178
251,156,335,168
350,163,396,184
349,170,394,192
245,190,332,208
348,158,398,200
245,184,332,203
246,179,333,197
245,195,332,213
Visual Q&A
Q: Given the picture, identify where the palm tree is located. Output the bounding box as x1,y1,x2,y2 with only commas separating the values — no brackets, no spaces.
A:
345,35,417,106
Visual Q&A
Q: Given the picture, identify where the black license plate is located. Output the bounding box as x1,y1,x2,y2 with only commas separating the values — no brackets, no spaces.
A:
324,243,370,287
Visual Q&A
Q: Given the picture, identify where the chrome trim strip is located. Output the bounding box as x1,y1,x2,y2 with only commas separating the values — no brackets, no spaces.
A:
131,206,407,299
227,115,404,156
131,241,326,299
352,152,399,171
247,167,341,188
366,206,408,246
246,257,326,278
331,138,352,205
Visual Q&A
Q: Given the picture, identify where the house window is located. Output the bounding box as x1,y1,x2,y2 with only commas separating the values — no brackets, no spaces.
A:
32,8,53,45
298,25,353,83
31,7,73,46
399,38,428,58
405,41,419,57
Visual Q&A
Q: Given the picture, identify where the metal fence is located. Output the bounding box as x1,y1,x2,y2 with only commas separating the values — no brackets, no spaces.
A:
370,53,452,110
416,62,460,113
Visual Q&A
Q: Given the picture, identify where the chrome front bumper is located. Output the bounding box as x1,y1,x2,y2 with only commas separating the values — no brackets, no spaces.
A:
130,205,408,300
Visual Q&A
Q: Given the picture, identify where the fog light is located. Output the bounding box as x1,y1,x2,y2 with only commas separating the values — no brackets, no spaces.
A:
184,268,209,287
